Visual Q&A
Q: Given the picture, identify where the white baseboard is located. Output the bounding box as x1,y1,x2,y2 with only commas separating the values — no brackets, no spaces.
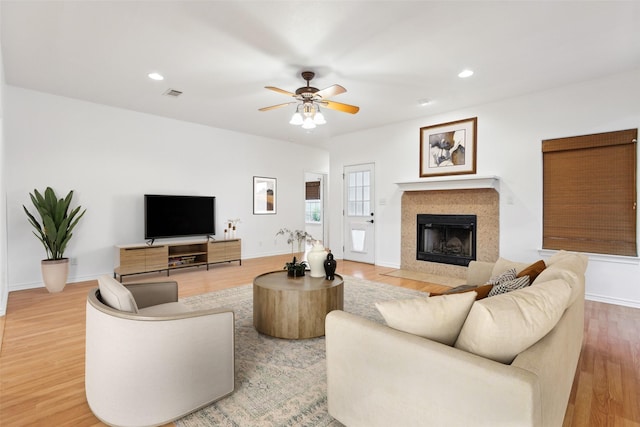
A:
585,293,640,309
374,261,401,269
8,273,109,292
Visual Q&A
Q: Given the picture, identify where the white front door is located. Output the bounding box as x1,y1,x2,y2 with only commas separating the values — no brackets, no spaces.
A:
343,163,375,264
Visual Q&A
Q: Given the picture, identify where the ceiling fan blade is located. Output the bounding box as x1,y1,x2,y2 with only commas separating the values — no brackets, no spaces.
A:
315,84,346,99
258,102,296,112
265,86,296,97
321,100,360,114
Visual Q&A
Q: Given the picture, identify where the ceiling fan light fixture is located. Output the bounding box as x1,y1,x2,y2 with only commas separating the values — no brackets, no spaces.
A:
303,103,315,117
289,111,304,125
260,70,359,130
290,105,304,125
302,116,316,129
313,109,326,125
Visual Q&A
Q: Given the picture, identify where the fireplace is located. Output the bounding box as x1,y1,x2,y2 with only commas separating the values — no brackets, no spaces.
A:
417,214,477,266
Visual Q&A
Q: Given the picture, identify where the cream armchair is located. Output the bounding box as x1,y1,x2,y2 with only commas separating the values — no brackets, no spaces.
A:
85,276,234,427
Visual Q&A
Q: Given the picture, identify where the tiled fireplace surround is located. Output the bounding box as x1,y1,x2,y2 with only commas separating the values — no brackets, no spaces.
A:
401,187,499,279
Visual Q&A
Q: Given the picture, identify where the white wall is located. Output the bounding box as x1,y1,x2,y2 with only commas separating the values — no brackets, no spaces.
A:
328,69,640,308
0,18,7,314
5,86,329,290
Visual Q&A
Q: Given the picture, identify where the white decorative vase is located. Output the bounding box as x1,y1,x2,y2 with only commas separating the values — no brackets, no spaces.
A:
41,259,69,293
307,241,328,278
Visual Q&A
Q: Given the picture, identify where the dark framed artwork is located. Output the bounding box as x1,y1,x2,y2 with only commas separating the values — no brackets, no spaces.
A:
253,176,276,214
419,117,477,177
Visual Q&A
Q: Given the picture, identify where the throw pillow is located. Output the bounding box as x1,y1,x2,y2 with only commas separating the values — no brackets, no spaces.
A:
98,275,139,313
472,284,494,300
490,258,530,277
441,283,494,300
454,279,571,364
487,268,517,285
516,260,546,282
487,276,530,297
375,292,477,346
443,284,477,294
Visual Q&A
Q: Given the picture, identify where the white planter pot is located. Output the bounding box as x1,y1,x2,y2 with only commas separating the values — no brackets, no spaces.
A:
41,259,69,293
307,242,328,278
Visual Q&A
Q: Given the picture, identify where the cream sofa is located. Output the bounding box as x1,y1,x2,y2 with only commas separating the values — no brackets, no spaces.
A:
326,251,588,427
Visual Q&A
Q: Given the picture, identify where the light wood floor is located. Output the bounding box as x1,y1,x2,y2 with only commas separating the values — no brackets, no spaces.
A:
0,255,638,426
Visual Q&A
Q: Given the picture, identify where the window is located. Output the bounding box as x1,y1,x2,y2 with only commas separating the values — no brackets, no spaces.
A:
347,170,371,217
305,181,321,224
542,129,637,256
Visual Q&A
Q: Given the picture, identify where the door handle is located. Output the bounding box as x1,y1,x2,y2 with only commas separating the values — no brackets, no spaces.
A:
367,219,374,224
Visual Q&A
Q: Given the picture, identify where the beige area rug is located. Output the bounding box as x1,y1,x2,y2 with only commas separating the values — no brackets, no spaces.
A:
383,269,466,287
175,276,426,427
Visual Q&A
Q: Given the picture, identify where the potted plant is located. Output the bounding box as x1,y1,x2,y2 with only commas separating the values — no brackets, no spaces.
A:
275,228,315,277
23,187,86,293
284,256,308,277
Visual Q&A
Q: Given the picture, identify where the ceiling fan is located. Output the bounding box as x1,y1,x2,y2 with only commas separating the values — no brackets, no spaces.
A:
259,71,359,129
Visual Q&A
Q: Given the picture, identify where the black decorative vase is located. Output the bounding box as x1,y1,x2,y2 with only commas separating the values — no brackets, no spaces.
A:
324,251,337,280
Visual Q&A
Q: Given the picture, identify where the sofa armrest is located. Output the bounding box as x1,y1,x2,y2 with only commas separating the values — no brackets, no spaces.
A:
326,310,541,427
127,281,178,309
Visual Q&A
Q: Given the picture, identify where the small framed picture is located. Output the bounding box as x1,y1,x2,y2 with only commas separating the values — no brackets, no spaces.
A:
253,176,276,214
420,117,477,177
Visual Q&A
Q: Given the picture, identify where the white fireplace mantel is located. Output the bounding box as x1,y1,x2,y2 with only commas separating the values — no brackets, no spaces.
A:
395,175,500,192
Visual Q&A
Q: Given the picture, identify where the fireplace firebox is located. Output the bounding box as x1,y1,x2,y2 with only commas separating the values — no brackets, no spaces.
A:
417,214,477,266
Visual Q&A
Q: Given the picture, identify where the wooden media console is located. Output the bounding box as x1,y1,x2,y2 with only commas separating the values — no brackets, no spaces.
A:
114,239,241,281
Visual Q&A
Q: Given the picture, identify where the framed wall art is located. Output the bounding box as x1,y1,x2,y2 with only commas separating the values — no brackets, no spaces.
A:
253,176,276,214
419,117,477,178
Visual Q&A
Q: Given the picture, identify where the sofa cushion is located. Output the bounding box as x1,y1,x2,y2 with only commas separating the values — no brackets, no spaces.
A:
454,279,571,364
532,252,588,305
486,276,530,297
533,266,581,305
465,261,495,286
137,301,190,316
375,292,477,346
516,260,546,282
98,275,138,313
546,250,588,271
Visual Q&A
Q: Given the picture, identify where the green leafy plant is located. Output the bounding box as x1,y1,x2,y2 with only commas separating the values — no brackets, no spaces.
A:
276,228,315,277
275,228,315,254
23,187,86,260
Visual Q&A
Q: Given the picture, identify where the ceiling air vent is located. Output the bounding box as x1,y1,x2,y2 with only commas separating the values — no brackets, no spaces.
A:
163,89,183,97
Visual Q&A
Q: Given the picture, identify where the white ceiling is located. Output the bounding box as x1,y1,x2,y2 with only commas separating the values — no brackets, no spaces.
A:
2,1,639,146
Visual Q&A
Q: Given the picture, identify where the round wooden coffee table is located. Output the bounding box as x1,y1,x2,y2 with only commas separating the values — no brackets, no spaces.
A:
253,271,344,339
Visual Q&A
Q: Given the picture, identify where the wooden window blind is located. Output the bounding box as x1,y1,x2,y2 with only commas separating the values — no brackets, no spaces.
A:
542,128,637,256
306,181,321,200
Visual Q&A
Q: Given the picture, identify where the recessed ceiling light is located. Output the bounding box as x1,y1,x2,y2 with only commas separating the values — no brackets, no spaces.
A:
148,72,164,81
418,98,431,106
458,69,474,78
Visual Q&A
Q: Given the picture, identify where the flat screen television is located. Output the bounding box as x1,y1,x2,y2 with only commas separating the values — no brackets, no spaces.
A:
144,194,215,240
